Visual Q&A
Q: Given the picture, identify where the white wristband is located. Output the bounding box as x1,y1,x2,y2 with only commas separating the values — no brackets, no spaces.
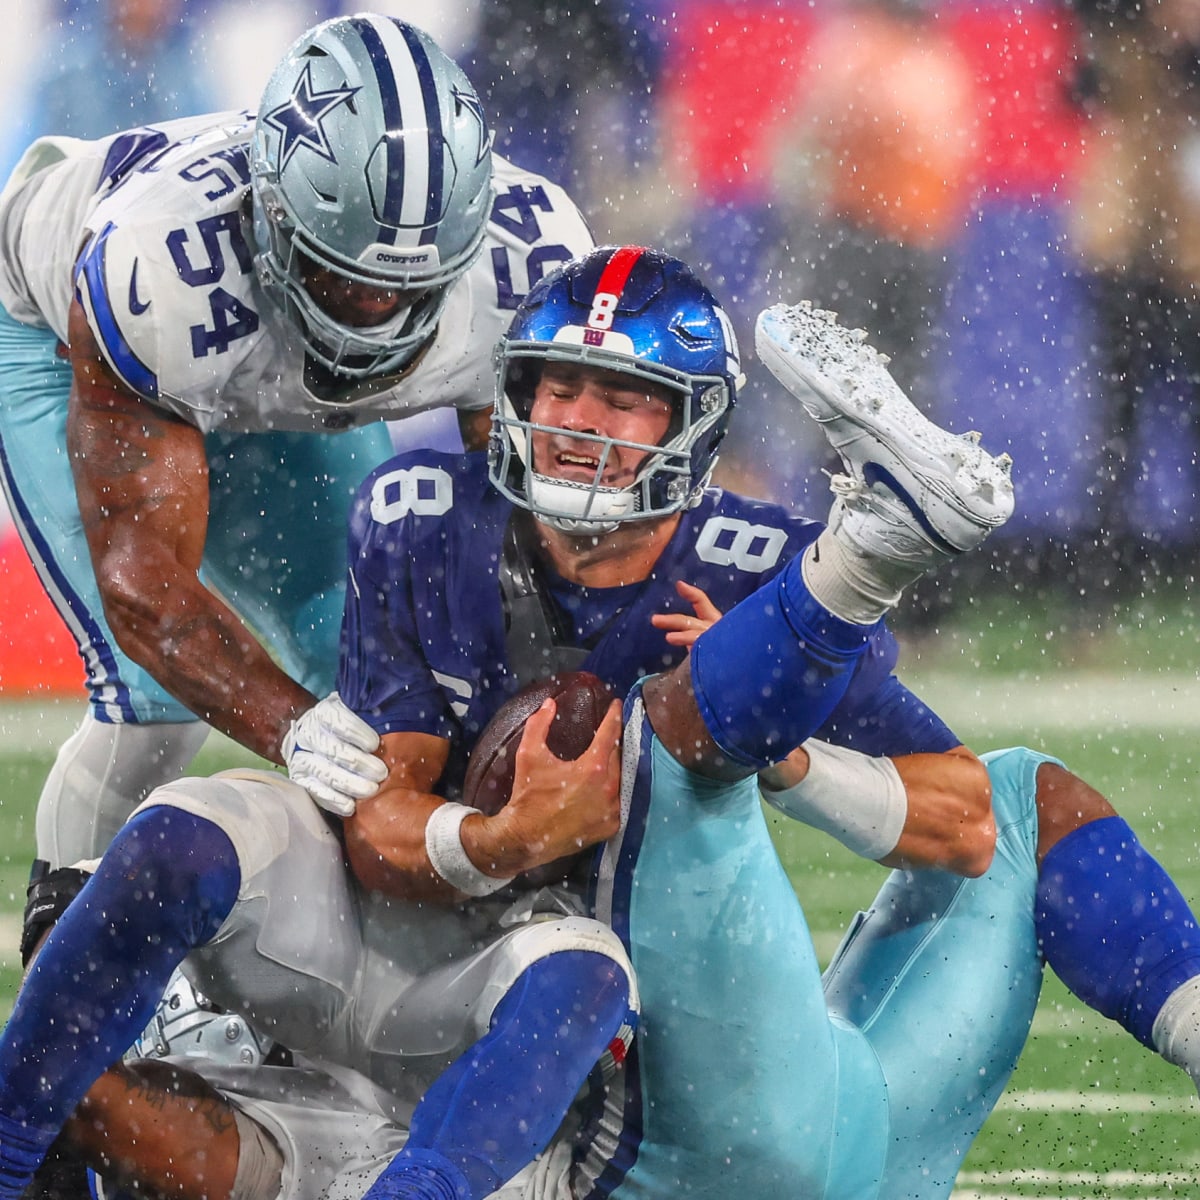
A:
760,739,907,861
424,802,515,897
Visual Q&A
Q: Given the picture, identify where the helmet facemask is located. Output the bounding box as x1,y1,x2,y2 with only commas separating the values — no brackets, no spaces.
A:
491,347,731,534
252,190,462,377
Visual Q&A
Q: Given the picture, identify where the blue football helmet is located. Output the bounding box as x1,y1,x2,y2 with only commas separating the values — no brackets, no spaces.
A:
251,14,494,378
490,246,743,531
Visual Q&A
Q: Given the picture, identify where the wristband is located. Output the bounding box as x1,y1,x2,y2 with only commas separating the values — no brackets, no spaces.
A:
424,802,515,897
760,739,906,861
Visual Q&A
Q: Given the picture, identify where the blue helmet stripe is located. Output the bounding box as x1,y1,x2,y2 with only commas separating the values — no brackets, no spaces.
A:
349,16,446,248
396,21,444,246
349,16,405,246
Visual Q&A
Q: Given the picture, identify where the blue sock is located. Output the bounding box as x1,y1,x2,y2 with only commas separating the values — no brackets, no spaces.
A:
0,805,239,1166
366,950,633,1200
1036,816,1200,1046
689,552,875,769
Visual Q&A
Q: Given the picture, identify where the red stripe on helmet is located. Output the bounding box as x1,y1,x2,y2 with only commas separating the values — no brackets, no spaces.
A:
589,246,648,325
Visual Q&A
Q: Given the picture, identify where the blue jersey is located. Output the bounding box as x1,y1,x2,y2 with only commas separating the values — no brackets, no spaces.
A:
337,449,958,789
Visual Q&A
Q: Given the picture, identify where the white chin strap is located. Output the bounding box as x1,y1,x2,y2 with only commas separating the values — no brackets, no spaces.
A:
528,474,637,534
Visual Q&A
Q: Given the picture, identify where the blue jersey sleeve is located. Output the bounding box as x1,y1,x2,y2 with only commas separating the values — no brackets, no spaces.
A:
335,455,460,740
335,451,515,761
819,675,961,756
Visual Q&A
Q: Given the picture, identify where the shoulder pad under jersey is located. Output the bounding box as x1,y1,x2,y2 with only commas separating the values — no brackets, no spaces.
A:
74,115,263,420
482,153,595,316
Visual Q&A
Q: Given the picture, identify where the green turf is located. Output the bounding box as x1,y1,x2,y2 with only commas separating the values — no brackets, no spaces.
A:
1,683,1199,1195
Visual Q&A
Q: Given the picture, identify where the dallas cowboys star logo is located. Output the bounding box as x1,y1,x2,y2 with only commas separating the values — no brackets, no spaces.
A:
453,85,491,167
262,63,361,169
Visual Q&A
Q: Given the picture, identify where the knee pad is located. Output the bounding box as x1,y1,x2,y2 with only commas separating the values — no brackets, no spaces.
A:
485,916,639,1025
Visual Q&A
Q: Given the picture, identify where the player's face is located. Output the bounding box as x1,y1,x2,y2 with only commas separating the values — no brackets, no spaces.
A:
297,257,428,328
529,364,674,487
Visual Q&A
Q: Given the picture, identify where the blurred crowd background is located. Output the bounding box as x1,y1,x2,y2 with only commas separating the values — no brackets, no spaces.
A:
0,0,1197,691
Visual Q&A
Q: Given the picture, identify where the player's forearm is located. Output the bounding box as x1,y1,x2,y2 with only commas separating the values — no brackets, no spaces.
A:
880,749,995,876
760,743,995,876
101,575,312,763
345,789,520,902
348,716,620,901
345,787,460,900
346,792,601,903
66,317,313,762
68,1061,242,1200
345,732,493,902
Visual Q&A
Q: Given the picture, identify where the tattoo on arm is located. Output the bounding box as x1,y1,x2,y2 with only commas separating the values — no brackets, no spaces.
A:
118,1061,238,1134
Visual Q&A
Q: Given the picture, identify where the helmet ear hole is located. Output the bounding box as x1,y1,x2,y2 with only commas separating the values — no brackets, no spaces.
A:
251,14,493,378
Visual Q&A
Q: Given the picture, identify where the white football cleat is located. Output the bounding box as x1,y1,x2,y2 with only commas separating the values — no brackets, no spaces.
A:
755,302,1014,563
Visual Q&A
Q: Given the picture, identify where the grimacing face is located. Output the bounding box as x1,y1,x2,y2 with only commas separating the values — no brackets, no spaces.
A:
528,363,675,488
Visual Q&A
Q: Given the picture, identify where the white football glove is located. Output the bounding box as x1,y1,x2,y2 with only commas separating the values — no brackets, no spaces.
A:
282,692,388,817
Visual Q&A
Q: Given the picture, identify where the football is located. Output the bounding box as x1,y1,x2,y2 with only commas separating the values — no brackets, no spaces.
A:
461,671,615,816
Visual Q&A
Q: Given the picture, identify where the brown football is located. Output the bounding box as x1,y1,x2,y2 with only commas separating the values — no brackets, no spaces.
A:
461,671,616,816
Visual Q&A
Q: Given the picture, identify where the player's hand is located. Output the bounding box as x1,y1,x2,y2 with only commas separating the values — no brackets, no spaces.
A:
650,580,724,648
282,693,388,817
484,698,623,873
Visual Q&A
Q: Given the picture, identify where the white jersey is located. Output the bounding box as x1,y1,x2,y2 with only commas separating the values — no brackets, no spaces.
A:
0,113,594,434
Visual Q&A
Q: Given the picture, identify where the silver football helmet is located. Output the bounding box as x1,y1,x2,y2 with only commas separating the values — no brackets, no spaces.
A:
252,14,494,378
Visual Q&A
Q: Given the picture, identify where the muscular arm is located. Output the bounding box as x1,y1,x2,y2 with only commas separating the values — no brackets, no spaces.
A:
66,298,315,762
882,747,994,874
645,662,994,875
344,701,622,902
760,743,996,876
67,1060,243,1200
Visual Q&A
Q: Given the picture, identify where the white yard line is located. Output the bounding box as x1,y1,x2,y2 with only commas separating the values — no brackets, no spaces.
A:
0,914,22,975
0,700,87,750
5,671,1200,753
959,1170,1200,1186
955,1193,1188,1199
954,1166,1200,1199
905,671,1200,733
0,701,250,756
994,1088,1197,1114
